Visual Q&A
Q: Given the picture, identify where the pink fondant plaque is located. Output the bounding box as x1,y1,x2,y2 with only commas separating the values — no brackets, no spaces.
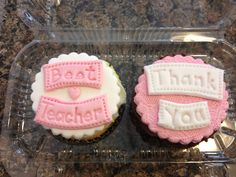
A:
34,95,112,129
134,55,229,144
43,61,103,91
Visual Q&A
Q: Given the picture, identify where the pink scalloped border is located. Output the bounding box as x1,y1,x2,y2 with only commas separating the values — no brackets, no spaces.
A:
134,55,229,144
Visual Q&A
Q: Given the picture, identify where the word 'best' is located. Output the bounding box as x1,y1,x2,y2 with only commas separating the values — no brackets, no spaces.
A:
43,61,103,91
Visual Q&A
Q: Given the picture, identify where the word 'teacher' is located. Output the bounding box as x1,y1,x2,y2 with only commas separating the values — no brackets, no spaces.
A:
34,95,112,129
144,63,224,100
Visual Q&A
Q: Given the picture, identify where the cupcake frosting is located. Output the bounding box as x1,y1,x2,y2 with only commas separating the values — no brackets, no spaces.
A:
134,55,228,144
31,52,126,139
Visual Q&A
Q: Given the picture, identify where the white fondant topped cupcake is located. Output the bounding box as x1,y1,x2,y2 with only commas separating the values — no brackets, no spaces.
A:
31,52,126,140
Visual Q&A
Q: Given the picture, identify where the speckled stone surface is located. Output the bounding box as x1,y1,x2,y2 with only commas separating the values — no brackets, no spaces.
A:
0,0,236,176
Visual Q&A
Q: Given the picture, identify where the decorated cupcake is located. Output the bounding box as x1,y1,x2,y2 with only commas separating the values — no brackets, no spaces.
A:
134,55,228,144
31,52,126,141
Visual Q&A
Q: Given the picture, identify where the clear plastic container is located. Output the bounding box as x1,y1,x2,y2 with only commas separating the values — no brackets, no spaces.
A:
2,0,236,176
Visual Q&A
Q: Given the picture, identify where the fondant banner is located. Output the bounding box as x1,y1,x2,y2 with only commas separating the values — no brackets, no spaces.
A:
43,61,103,91
144,63,224,100
34,95,112,129
158,100,211,130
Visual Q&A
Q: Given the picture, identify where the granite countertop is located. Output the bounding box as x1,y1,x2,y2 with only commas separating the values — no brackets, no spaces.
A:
1,0,236,177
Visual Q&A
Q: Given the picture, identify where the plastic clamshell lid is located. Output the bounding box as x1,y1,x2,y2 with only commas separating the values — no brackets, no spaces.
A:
18,0,236,31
